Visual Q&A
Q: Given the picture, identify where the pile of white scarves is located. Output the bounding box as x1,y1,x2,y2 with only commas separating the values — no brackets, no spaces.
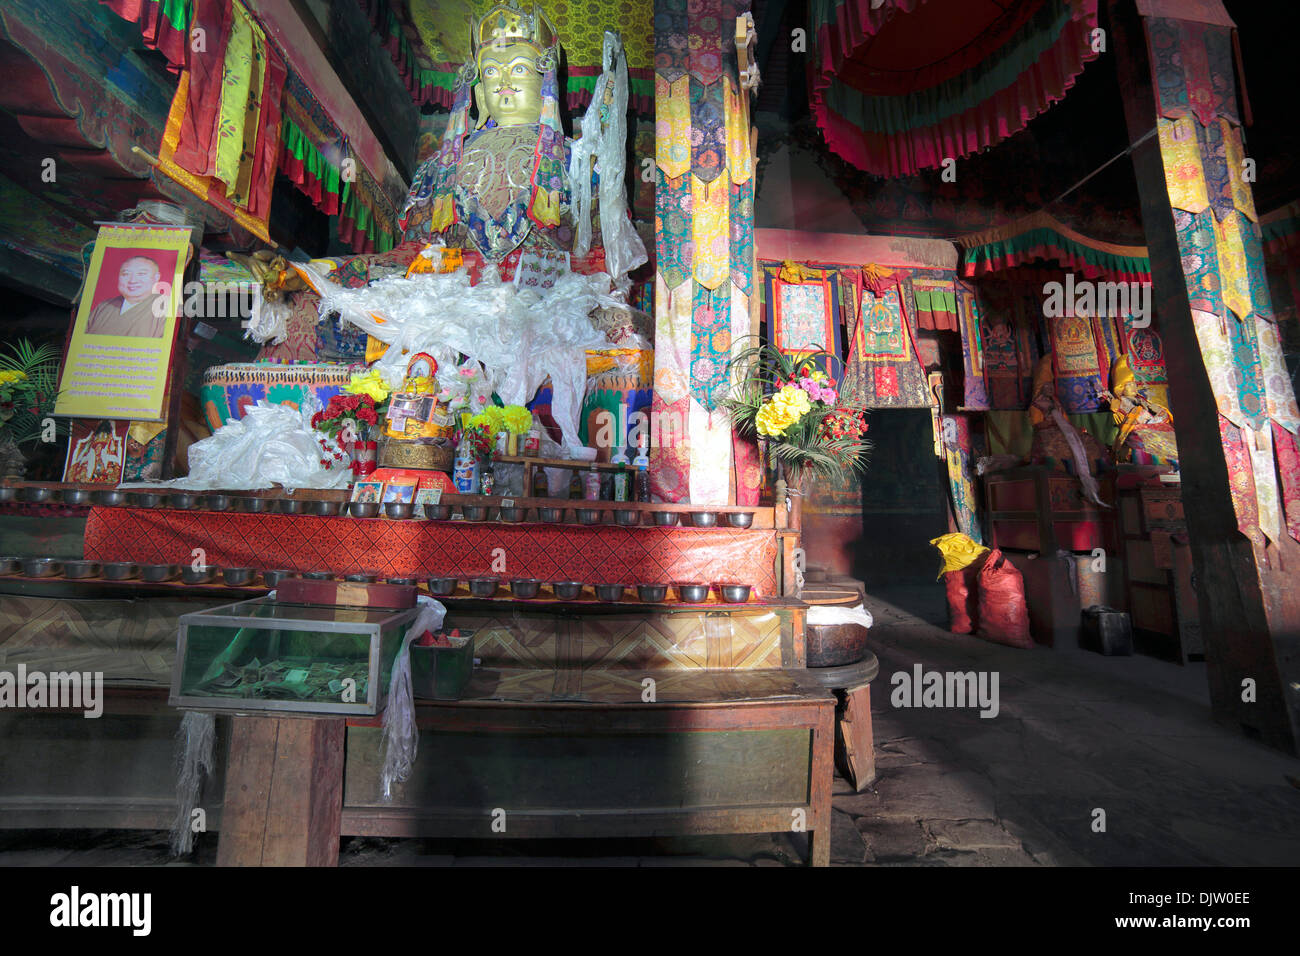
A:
304,264,620,451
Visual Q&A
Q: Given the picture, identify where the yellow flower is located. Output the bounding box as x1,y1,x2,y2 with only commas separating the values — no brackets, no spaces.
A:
345,369,391,403
0,370,27,386
756,401,795,437
468,407,505,437
501,404,533,435
756,385,812,437
772,384,811,417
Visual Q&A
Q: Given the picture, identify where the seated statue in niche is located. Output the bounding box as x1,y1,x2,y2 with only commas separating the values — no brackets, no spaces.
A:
1098,354,1178,464
400,1,644,277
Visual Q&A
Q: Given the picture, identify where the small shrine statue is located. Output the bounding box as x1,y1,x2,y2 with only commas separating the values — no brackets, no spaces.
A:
383,352,452,441
400,1,645,282
1027,354,1110,506
1098,354,1178,464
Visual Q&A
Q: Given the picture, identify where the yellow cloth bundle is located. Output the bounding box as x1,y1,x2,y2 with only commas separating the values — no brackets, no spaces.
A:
929,533,990,579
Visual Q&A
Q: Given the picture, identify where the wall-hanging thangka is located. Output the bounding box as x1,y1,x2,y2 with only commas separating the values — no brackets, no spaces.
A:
845,281,929,408
763,267,842,379
806,0,1100,178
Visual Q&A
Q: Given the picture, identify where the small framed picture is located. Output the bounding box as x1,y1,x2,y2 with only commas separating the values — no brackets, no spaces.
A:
350,480,385,504
414,487,443,518
381,479,418,505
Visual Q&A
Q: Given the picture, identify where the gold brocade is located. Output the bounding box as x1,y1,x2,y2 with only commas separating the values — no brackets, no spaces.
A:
1157,116,1208,215
724,76,752,185
128,421,167,446
410,0,652,71
691,175,729,290
214,2,255,190
1219,119,1257,222
1213,212,1253,322
656,75,691,180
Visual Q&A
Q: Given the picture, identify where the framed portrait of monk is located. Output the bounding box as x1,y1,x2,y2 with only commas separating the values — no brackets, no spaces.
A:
54,224,191,421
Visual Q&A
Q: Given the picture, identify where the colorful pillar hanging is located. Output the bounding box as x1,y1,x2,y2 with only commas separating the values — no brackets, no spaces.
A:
1139,2,1300,545
651,0,756,503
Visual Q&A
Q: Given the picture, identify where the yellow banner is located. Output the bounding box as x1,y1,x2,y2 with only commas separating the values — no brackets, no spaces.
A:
54,224,190,421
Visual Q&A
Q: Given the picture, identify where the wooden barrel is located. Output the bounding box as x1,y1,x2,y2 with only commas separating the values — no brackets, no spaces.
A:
804,587,871,667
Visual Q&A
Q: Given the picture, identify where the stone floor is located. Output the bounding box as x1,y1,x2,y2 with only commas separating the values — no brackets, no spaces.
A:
3,583,1299,866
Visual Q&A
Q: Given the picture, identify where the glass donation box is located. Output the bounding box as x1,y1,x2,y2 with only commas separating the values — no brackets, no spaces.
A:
170,598,421,716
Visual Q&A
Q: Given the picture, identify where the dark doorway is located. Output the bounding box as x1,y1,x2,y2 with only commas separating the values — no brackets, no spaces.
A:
854,409,950,587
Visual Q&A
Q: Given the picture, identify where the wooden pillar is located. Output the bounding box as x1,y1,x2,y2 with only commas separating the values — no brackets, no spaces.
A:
1110,0,1300,753
217,715,346,866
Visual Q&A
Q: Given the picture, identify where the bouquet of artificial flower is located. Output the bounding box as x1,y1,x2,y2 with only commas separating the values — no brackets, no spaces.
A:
725,341,870,485
311,392,379,439
343,368,392,413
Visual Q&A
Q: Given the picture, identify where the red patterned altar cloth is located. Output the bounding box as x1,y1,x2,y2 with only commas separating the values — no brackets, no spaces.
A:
83,508,778,594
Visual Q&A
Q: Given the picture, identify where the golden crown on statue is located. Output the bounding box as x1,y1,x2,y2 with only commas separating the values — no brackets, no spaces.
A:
474,1,558,57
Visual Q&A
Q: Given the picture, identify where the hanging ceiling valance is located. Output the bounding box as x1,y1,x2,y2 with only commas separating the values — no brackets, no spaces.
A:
958,211,1151,283
809,0,1099,178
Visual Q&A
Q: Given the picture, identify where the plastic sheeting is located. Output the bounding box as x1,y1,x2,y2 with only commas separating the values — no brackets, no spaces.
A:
301,263,619,452
381,597,447,800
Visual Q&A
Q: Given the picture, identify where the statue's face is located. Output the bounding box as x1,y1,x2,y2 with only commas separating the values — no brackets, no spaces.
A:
478,42,544,126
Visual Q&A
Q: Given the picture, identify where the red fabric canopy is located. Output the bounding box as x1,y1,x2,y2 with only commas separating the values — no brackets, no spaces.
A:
810,0,1100,178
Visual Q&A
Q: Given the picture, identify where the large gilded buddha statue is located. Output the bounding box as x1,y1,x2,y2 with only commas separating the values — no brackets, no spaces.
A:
400,1,643,277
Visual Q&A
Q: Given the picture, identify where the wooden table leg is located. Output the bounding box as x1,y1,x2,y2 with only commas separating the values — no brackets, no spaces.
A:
808,703,835,867
217,714,345,867
836,684,876,791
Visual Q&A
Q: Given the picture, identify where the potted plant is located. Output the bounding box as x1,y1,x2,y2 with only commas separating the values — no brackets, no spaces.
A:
0,340,65,480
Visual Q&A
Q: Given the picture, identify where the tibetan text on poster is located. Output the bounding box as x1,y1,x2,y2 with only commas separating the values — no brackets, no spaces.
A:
53,224,189,421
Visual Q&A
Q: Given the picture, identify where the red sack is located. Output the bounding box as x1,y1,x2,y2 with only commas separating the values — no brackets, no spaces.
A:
976,549,1035,648
944,565,980,634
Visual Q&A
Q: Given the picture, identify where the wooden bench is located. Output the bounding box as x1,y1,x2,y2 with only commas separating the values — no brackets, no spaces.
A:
0,595,839,865
219,667,836,866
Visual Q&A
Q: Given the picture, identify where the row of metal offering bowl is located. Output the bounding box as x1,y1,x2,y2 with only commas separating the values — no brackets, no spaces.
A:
0,560,418,587
32,487,759,528
363,501,754,527
0,557,263,585
0,557,756,603
431,578,753,604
